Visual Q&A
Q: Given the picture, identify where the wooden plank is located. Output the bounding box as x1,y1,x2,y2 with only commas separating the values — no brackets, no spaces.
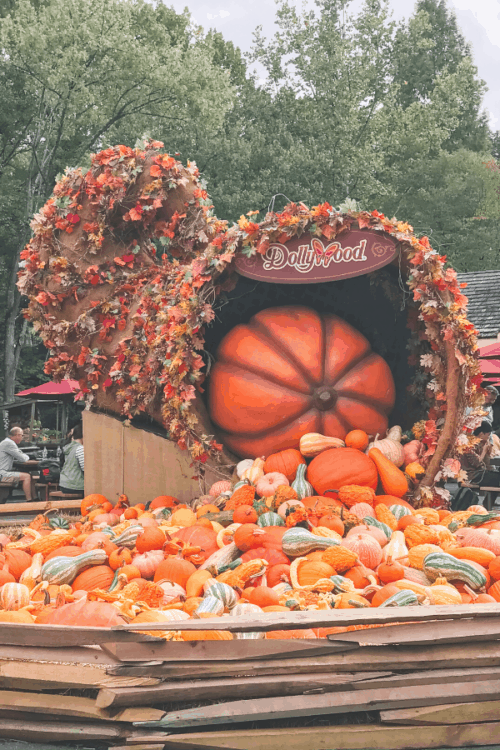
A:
136,679,500,729
0,690,165,723
328,617,500,646
0,718,127,742
380,700,500,725
0,622,160,647
0,660,161,690
117,603,500,632
108,641,500,679
113,708,166,723
0,498,81,514
96,670,391,708
356,666,500,691
101,638,358,663
0,643,119,665
144,723,500,750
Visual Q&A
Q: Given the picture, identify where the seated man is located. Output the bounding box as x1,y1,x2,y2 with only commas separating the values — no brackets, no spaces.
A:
461,421,500,487
59,422,84,496
0,427,35,501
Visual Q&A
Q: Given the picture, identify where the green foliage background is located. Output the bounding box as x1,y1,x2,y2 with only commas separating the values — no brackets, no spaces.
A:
0,0,499,401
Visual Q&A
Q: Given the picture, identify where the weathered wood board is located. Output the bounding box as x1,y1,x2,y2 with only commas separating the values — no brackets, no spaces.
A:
97,671,391,708
130,723,500,750
107,641,500,679
137,679,500,729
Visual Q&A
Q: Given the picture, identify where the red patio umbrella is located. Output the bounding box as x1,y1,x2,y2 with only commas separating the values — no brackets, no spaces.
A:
15,380,79,439
16,380,79,399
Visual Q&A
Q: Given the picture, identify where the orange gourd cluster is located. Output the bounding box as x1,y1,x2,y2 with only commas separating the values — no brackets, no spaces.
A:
0,433,498,637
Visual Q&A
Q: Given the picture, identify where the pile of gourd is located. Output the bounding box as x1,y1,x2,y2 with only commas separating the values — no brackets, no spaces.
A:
0,428,499,640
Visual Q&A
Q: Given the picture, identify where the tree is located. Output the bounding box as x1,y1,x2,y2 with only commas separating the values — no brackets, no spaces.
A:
245,0,484,209
392,0,489,152
0,0,234,401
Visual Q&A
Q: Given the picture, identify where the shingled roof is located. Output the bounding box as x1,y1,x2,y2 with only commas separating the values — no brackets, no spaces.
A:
457,270,500,339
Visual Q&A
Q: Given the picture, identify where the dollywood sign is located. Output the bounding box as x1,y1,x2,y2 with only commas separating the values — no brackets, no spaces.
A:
234,230,398,284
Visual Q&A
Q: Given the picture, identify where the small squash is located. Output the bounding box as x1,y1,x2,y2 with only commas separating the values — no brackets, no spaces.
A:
368,448,408,497
264,449,305,482
344,430,369,451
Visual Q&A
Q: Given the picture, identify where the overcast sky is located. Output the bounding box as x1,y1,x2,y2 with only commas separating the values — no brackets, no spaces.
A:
168,0,500,130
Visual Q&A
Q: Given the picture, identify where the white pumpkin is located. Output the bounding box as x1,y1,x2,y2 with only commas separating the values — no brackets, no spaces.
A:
367,433,404,467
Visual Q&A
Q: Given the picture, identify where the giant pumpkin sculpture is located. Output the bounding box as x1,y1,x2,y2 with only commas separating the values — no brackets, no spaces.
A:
208,306,395,457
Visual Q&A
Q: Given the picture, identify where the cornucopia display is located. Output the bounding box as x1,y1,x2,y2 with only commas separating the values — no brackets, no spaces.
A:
1,439,500,636
17,141,487,510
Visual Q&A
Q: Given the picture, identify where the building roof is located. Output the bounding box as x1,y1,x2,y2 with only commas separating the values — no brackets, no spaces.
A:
457,270,500,339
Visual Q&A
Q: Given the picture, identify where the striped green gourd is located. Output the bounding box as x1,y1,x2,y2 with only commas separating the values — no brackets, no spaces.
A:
257,511,283,527
379,589,420,607
41,549,108,585
203,580,238,609
217,558,243,575
194,595,224,616
363,516,392,539
467,512,500,527
389,504,412,521
423,552,487,589
272,582,292,596
291,464,313,500
200,542,240,573
282,527,339,557
112,524,144,548
330,575,355,594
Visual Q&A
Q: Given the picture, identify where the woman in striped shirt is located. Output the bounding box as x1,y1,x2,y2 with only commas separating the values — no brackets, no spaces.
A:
59,422,84,495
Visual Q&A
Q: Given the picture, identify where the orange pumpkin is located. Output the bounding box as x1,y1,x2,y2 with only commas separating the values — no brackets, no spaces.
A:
43,545,81,562
71,565,115,592
266,628,317,639
307,448,378,496
135,527,166,554
233,524,266,552
3,549,32,581
266,563,291,587
233,505,258,524
248,586,280,608
44,598,126,626
345,430,369,451
81,494,108,516
488,581,500,602
150,495,178,510
344,564,377,589
0,567,15,586
119,564,141,581
181,629,233,641
109,548,133,570
264,449,305,482
371,583,400,607
154,554,195,588
208,307,395,457
489,557,500,581
172,526,219,562
123,507,139,520
377,559,405,583
374,495,415,512
318,514,345,536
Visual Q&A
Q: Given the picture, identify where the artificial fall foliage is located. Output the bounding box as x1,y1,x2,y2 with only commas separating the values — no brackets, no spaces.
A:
18,142,485,503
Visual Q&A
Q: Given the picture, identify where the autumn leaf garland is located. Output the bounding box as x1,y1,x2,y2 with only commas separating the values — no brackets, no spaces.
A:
18,144,484,488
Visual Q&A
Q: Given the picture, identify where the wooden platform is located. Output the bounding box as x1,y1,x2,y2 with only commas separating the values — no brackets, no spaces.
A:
0,606,500,749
